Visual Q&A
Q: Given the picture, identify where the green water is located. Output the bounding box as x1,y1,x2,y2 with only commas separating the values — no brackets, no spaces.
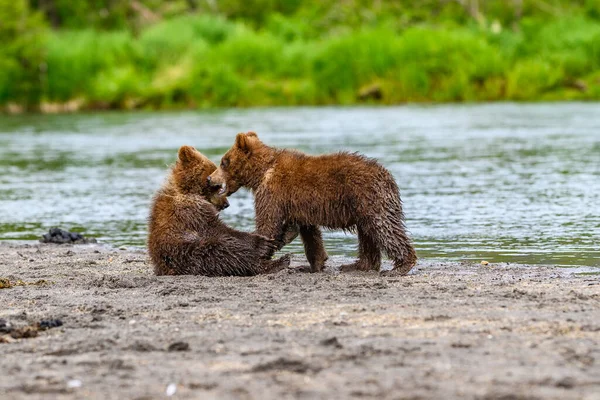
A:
0,104,599,267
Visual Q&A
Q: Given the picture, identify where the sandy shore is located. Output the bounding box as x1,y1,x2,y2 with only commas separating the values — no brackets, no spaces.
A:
0,242,599,400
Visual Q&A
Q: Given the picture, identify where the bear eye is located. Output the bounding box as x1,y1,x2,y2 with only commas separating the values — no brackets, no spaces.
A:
221,158,229,169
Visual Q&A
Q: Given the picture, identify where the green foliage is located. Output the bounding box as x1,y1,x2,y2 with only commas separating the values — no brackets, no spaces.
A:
0,0,47,106
43,0,130,29
45,30,139,102
91,65,144,107
312,27,506,103
506,59,563,99
2,1,600,110
189,63,247,107
517,16,600,77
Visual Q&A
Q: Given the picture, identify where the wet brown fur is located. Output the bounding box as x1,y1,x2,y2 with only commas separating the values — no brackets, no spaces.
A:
208,132,417,274
148,145,290,276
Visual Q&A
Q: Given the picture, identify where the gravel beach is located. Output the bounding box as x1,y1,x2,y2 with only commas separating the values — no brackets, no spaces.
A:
0,242,599,400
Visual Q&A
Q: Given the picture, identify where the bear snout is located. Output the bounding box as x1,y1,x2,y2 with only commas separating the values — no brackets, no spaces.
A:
207,173,227,193
207,174,222,188
212,195,229,211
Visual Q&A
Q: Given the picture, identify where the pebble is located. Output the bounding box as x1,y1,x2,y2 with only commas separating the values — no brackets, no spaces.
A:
166,383,177,396
168,341,190,352
0,318,13,333
39,319,63,330
67,379,82,389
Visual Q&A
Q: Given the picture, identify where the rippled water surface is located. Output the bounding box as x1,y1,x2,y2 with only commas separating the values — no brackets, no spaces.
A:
1,104,599,266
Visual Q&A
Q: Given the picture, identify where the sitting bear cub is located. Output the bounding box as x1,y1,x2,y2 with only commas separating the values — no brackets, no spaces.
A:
208,132,417,275
148,145,290,276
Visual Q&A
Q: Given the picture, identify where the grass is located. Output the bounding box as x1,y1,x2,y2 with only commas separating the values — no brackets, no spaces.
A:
3,13,600,111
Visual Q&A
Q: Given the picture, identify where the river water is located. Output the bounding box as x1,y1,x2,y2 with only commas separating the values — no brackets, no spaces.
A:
0,104,598,266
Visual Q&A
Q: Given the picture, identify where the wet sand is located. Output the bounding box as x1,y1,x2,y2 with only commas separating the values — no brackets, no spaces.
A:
0,242,599,400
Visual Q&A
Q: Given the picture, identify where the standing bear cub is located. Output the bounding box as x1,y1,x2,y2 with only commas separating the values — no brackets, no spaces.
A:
208,132,417,275
148,145,290,276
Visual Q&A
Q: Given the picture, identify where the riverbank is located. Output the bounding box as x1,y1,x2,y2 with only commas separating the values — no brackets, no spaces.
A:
3,2,600,111
0,242,598,399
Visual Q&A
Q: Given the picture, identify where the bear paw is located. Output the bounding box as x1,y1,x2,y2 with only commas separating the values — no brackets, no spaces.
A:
339,260,372,272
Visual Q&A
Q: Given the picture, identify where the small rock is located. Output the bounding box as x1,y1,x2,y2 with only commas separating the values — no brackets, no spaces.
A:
67,379,82,389
168,341,190,352
555,377,576,389
69,232,83,241
480,260,489,265
40,228,97,244
128,341,157,352
252,357,320,374
39,319,63,330
424,315,452,322
0,319,13,334
166,383,177,396
109,359,134,370
320,337,343,349
451,342,472,348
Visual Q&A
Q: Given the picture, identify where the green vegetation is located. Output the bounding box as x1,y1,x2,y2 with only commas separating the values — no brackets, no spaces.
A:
2,0,600,111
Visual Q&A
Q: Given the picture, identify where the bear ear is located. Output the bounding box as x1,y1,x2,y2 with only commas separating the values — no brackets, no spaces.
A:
234,132,260,153
178,145,200,165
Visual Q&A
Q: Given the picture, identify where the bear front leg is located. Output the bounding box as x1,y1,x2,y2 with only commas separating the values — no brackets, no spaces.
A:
258,254,291,274
255,207,288,249
300,225,328,273
221,225,278,259
280,223,300,249
252,234,279,259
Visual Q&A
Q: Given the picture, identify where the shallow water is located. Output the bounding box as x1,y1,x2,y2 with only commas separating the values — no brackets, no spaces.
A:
0,104,599,266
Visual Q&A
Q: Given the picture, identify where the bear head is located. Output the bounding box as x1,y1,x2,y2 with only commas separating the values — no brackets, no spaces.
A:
208,131,267,194
172,145,229,210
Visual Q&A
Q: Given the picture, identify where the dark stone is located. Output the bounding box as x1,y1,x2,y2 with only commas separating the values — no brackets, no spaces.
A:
555,377,576,389
252,357,321,374
39,228,97,244
0,318,13,334
38,319,63,330
167,341,190,352
70,232,82,241
320,337,343,349
128,341,158,352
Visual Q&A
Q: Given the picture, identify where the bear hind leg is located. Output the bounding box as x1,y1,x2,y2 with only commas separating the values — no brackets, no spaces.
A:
377,213,417,276
340,227,381,272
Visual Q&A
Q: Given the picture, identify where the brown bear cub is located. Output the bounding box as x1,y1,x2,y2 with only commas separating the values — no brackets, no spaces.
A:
208,132,417,275
148,145,290,276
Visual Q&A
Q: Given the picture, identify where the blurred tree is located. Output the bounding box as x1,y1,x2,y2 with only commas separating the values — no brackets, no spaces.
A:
29,0,195,30
2,0,600,109
0,0,47,106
